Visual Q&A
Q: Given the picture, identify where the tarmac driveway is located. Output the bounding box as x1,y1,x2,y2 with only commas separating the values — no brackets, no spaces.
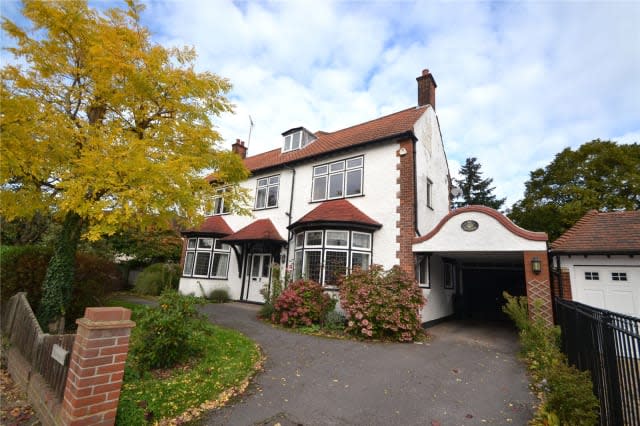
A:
199,303,534,426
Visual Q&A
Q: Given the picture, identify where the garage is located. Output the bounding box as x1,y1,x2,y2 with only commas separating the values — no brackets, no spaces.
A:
572,265,639,317
550,210,640,319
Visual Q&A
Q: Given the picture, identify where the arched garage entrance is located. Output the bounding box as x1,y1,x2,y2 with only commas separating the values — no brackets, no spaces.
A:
414,206,553,325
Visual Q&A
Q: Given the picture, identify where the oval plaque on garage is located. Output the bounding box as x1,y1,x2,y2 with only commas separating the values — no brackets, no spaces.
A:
461,220,479,232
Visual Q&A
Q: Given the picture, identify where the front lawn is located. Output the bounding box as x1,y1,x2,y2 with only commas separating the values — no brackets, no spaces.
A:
108,296,262,425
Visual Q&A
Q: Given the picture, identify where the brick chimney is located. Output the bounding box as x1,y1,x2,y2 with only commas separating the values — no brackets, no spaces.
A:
416,69,437,109
232,139,247,159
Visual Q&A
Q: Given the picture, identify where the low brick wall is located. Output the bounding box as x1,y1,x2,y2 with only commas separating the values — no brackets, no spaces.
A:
6,346,63,426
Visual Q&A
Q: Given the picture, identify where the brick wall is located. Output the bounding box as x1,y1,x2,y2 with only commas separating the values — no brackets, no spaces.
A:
61,307,134,426
551,267,573,300
396,138,416,279
523,251,553,325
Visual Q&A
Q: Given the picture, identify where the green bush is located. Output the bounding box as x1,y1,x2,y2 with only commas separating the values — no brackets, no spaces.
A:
271,279,335,327
134,263,180,296
324,309,346,331
502,292,599,425
207,288,230,303
339,266,425,342
129,291,204,371
0,245,124,329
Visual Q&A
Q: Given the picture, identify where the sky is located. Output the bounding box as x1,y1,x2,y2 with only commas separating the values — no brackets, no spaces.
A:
2,0,639,206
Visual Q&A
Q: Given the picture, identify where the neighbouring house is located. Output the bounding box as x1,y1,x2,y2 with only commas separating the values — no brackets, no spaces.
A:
179,69,553,324
550,210,640,317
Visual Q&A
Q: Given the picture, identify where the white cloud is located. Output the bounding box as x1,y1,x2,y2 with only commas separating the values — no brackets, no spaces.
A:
5,0,637,207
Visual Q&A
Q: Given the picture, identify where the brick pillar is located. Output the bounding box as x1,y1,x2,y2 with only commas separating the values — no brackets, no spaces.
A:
61,308,135,426
523,251,553,325
396,138,416,279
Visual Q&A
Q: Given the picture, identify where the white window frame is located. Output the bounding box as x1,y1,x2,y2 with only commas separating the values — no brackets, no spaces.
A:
415,254,430,288
612,272,628,281
293,229,373,287
311,156,364,202
212,187,230,215
426,178,433,209
254,174,280,210
183,237,230,279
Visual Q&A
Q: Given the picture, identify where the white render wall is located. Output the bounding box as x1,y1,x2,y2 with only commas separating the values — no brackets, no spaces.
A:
414,107,451,236
413,210,548,253
179,141,403,298
420,255,455,322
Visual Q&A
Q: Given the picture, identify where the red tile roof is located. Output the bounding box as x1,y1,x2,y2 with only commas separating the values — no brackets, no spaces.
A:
182,215,233,236
221,218,285,243
550,210,640,253
241,106,428,172
289,199,382,230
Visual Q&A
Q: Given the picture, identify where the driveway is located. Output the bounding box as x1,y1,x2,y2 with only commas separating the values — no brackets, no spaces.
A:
198,303,534,426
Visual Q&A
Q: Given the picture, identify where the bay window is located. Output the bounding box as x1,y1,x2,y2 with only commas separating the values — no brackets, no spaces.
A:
293,229,372,286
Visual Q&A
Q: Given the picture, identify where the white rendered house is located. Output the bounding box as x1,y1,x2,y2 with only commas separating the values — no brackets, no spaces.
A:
179,69,553,324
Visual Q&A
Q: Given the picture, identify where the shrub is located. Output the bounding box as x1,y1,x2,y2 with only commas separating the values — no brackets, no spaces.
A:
134,263,180,296
324,309,346,331
0,245,124,329
502,292,599,425
272,279,335,327
129,291,204,371
207,288,230,303
339,265,425,342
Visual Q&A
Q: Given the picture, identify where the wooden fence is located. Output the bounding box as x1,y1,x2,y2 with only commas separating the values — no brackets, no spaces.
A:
2,292,75,401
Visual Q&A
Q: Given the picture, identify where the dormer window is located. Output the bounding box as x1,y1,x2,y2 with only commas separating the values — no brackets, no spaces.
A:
283,127,317,152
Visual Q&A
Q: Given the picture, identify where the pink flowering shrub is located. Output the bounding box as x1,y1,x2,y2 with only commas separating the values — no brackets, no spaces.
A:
272,279,336,327
339,265,425,342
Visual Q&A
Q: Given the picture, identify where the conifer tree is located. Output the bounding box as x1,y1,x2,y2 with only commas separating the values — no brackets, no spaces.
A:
453,157,506,210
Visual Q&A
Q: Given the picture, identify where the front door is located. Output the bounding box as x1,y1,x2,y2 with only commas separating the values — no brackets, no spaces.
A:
246,254,271,303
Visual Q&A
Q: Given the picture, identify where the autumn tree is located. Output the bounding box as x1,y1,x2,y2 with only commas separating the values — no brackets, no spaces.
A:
1,0,249,329
509,140,640,241
453,157,506,210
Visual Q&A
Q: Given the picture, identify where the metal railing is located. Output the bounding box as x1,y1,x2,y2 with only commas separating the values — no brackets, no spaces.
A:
555,298,640,425
1,292,75,400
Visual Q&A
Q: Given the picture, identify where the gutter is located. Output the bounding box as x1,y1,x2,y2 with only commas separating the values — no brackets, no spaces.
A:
282,165,296,280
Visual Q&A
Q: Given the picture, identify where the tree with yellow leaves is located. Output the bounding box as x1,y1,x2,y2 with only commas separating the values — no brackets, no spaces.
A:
1,0,249,329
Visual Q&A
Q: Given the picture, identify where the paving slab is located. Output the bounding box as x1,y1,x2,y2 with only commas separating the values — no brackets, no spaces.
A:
197,303,534,426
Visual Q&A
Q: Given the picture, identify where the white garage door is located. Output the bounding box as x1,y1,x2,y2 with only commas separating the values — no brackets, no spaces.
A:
575,266,640,317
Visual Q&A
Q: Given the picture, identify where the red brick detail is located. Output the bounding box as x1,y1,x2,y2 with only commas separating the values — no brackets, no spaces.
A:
551,267,573,300
524,251,553,325
62,308,134,426
396,138,416,279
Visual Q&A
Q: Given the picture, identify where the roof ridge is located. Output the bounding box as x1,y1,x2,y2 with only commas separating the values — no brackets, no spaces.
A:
323,105,426,135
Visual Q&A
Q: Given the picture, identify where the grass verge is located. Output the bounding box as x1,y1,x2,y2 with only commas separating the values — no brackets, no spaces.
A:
107,298,262,425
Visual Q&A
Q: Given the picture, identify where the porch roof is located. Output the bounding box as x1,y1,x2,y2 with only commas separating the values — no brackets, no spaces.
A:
181,215,233,237
288,199,382,231
220,218,286,245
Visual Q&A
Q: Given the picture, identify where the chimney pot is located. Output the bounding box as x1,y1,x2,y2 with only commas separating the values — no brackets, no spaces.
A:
232,139,247,159
416,69,437,109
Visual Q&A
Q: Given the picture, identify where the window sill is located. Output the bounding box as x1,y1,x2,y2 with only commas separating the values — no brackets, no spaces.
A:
309,194,365,204
419,285,431,289
253,206,279,211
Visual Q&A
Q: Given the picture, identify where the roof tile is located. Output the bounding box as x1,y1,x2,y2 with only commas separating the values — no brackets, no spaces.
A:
242,106,427,172
550,210,640,253
183,215,233,236
221,218,285,243
290,199,382,229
